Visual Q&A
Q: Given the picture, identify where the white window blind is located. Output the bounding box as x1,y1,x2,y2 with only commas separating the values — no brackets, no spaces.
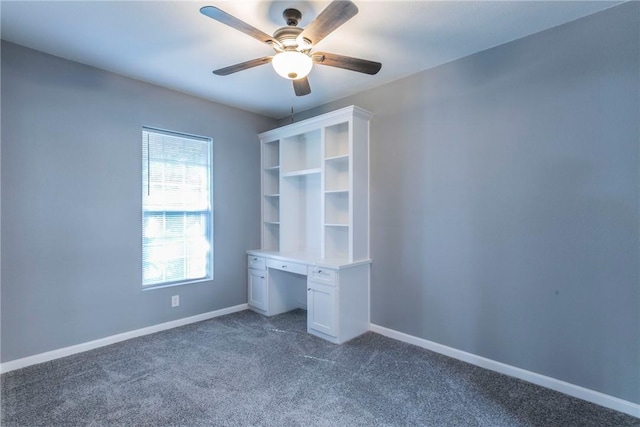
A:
142,128,213,287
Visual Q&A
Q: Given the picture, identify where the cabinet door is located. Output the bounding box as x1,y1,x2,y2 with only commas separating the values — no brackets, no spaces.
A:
248,268,267,311
307,281,337,337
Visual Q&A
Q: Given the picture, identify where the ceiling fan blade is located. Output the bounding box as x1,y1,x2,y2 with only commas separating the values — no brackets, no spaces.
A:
200,6,280,48
312,52,382,75
297,0,358,46
293,77,311,96
213,57,273,76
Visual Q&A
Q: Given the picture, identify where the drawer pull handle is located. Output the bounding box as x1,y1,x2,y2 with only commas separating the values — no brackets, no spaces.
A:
282,265,287,269
261,276,265,279
253,257,258,261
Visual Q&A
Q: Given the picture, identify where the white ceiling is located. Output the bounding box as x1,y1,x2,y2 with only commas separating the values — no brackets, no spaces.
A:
1,1,621,119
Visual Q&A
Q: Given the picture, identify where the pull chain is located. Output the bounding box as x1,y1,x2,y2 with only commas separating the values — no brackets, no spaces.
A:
290,87,298,123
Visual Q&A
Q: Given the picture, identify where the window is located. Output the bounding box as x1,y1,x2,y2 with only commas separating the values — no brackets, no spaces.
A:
142,128,213,287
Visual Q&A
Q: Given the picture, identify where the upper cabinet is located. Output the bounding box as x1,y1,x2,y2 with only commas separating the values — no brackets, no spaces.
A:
258,106,372,263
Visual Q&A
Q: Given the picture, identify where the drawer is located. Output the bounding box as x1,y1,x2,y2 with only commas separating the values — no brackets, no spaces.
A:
247,255,266,271
266,259,307,275
308,266,337,285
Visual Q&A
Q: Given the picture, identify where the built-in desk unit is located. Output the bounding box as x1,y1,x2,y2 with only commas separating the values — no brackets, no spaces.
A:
248,106,372,344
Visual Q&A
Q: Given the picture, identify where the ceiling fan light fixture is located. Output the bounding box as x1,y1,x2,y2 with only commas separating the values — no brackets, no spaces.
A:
272,51,313,80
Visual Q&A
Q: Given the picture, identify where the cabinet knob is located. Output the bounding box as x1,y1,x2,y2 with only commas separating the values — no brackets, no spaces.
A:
307,288,311,291
282,265,287,269
261,276,265,279
318,269,323,273
253,257,258,261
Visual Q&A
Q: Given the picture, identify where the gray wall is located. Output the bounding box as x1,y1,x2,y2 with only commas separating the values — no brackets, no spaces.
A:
291,3,639,404
1,41,275,362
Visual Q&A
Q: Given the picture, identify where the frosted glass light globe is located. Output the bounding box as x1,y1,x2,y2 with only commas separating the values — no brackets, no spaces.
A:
272,51,313,80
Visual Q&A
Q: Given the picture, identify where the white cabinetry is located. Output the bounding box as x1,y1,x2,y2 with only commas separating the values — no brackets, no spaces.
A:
249,106,372,344
307,281,337,337
248,268,267,312
247,256,267,313
259,106,371,262
306,263,370,344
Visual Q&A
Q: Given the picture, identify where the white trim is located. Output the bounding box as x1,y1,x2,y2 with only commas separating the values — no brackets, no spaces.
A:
369,323,640,418
259,105,373,141
0,304,249,374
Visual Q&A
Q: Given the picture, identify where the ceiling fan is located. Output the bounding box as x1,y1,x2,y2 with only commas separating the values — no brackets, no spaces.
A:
200,0,382,96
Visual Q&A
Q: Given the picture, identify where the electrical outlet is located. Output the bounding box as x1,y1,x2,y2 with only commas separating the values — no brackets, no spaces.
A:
171,295,179,307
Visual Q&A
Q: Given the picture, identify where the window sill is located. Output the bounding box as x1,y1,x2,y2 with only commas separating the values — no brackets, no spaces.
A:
142,277,213,291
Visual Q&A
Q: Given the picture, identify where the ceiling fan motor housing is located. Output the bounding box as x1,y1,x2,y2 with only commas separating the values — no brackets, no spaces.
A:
273,26,304,47
273,9,311,52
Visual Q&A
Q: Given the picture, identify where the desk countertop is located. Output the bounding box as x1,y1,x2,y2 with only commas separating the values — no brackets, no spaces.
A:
247,250,371,270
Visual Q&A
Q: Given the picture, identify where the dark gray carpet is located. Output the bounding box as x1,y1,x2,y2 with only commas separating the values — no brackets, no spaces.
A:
1,309,638,426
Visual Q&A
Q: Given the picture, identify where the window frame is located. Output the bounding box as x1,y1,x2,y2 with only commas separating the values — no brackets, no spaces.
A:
141,126,214,290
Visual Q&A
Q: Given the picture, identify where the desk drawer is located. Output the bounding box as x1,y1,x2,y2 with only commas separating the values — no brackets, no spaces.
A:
248,255,266,271
267,259,307,275
308,266,337,285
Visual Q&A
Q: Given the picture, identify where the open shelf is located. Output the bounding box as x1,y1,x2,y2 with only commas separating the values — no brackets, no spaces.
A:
263,140,280,169
325,154,349,162
325,156,349,192
280,171,321,257
264,193,280,223
281,130,321,174
263,221,280,251
325,122,349,158
325,225,349,259
263,170,279,195
325,191,349,225
282,168,322,178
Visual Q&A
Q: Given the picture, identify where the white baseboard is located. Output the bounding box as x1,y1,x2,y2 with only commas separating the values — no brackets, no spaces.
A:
369,323,640,418
0,303,249,374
